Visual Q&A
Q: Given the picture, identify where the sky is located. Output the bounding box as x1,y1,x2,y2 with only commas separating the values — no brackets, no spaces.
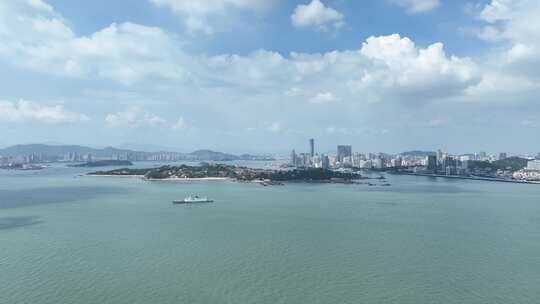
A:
0,0,539,154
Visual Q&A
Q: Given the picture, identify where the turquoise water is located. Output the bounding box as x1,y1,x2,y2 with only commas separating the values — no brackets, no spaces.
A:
1,164,540,303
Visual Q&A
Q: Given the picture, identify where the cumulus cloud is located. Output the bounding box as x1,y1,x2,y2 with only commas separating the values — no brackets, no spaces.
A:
205,34,478,102
0,99,89,123
0,1,186,85
352,34,479,100
291,0,344,31
105,107,166,128
150,0,274,34
0,1,478,105
390,0,440,14
467,0,540,101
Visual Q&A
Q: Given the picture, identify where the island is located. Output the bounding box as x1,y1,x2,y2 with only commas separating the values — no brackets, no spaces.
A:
69,160,134,167
88,163,363,184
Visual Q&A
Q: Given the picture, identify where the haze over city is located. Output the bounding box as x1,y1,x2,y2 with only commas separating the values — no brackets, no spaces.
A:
1,0,539,154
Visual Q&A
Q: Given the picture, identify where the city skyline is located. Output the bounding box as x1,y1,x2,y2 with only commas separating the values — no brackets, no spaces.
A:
0,0,539,153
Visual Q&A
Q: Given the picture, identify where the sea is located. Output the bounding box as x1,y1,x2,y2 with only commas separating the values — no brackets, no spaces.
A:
1,161,540,304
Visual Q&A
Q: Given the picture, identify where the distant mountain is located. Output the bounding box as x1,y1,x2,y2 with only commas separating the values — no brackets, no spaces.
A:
188,150,239,161
400,150,436,157
0,144,273,162
118,143,184,153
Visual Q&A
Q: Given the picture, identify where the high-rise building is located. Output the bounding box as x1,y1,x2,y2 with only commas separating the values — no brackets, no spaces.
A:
337,145,352,162
426,155,437,172
309,138,315,158
442,157,457,175
290,150,297,166
321,155,330,169
499,153,507,160
437,149,443,164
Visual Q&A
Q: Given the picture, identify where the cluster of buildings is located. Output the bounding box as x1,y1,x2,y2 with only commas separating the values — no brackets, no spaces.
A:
0,151,184,166
63,152,93,162
513,160,540,181
289,139,540,182
290,139,414,170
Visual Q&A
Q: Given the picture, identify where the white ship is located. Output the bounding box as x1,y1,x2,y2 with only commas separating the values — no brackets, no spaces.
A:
173,195,214,204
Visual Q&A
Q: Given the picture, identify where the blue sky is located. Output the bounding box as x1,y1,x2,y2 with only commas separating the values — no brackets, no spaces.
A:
0,0,539,154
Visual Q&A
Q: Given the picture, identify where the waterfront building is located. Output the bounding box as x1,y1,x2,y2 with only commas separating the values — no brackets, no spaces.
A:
342,156,353,167
321,155,330,169
290,150,297,166
337,145,352,163
359,159,372,169
527,160,540,171
426,155,437,172
459,155,473,162
352,153,364,167
373,158,383,169
442,156,458,175
312,155,322,168
437,150,443,164
391,158,402,168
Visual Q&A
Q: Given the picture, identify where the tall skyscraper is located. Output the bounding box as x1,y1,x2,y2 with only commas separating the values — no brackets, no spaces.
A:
437,149,443,164
337,145,352,162
309,138,315,157
290,150,297,166
426,155,437,172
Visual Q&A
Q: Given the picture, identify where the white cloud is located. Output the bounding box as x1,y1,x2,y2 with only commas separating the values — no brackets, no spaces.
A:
467,0,540,100
0,99,89,123
150,0,274,34
105,107,166,128
0,2,186,85
196,34,479,107
390,0,440,14
352,34,479,100
291,0,344,31
0,2,478,106
310,92,338,104
27,0,54,13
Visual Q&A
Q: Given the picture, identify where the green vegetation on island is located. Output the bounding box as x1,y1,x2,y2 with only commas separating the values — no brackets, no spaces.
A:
89,163,362,183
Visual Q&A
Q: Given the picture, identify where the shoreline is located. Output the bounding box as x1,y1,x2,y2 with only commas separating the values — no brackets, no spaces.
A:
146,177,231,181
395,172,540,185
85,174,144,178
84,174,364,185
86,174,231,181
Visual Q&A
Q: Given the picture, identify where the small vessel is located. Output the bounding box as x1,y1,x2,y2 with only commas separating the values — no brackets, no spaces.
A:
173,195,214,204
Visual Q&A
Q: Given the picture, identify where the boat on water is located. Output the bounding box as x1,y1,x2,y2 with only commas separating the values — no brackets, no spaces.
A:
173,195,214,204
